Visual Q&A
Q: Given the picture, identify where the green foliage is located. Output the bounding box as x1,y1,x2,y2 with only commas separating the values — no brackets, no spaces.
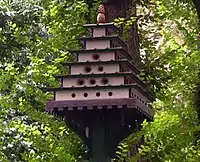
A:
115,0,200,161
0,0,92,161
1,0,200,161
114,16,137,40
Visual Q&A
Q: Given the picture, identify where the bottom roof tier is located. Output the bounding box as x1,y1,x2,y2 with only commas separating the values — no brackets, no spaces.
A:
46,98,154,120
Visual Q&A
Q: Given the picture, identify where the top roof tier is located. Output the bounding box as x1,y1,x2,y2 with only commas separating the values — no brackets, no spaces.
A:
83,23,119,37
78,23,129,55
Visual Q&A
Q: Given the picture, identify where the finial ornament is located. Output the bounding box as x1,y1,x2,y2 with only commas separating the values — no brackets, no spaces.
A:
97,4,106,23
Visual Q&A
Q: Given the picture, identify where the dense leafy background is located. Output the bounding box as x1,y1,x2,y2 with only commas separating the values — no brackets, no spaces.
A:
116,0,200,161
0,0,90,161
0,0,200,161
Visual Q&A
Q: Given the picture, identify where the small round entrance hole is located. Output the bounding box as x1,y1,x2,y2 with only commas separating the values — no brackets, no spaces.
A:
84,67,91,73
96,92,100,97
71,93,76,98
101,78,109,84
98,66,103,72
90,79,96,85
108,92,113,96
77,79,84,85
84,93,88,97
92,54,100,60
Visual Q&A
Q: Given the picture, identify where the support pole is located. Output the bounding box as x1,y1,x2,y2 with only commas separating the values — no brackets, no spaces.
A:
91,114,111,162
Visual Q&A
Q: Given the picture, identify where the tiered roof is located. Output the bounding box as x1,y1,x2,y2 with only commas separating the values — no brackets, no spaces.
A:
46,22,154,120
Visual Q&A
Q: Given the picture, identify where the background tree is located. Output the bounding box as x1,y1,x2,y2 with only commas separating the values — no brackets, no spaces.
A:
0,0,91,161
115,0,200,161
193,0,200,24
1,0,200,161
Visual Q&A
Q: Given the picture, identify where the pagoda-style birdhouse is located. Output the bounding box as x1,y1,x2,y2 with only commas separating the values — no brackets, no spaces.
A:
46,7,154,161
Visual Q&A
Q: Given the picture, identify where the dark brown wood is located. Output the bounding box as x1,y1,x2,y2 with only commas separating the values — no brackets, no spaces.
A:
193,0,200,25
46,98,154,120
104,0,140,67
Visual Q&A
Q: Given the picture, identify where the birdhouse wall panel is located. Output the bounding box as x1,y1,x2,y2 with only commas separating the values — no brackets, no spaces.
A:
62,76,124,87
86,40,110,49
119,64,131,73
55,88,129,101
70,64,120,75
93,28,106,37
78,52,115,62
131,88,150,107
116,52,127,60
125,76,136,85
115,52,121,60
130,88,154,116
107,27,117,36
111,39,127,50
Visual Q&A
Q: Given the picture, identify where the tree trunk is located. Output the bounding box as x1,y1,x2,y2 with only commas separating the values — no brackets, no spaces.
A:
193,0,200,25
103,0,141,67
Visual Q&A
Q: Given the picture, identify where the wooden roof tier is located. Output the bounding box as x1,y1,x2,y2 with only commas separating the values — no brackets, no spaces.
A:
46,84,155,102
54,72,148,90
64,59,140,74
70,47,133,61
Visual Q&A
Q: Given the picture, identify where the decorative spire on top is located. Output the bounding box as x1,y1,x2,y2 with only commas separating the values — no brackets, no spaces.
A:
97,4,106,23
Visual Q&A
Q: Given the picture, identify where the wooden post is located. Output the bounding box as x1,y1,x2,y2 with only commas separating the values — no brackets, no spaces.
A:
91,113,110,162
91,126,109,162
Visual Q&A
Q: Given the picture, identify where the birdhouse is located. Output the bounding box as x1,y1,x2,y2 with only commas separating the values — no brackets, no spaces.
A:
46,6,154,161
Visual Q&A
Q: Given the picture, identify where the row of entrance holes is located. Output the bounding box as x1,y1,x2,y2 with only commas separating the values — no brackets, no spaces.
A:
84,66,104,73
71,92,113,98
84,64,129,74
91,53,120,61
77,78,109,86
